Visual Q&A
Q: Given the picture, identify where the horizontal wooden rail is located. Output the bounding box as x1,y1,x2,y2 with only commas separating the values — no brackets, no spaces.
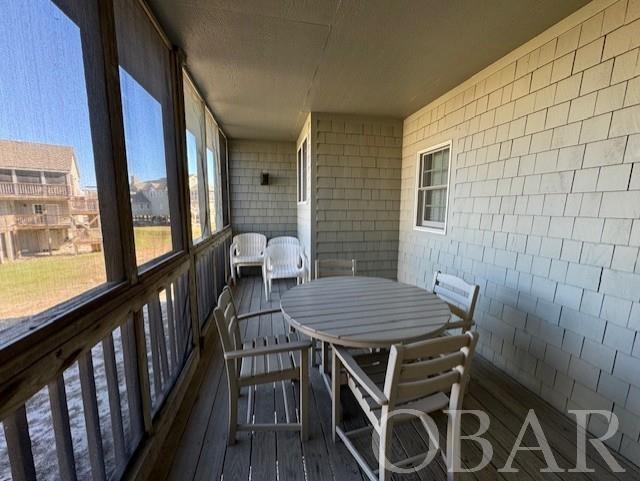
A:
0,226,231,422
0,226,231,481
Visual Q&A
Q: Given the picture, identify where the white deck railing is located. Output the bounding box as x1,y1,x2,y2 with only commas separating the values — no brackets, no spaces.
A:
0,182,71,198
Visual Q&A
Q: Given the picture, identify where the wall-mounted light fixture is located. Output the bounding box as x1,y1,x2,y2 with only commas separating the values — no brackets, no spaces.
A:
261,172,269,185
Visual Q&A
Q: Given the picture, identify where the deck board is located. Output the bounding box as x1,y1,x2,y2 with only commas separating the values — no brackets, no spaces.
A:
154,276,640,481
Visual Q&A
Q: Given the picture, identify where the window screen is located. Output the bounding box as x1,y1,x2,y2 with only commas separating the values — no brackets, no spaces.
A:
205,111,223,233
0,0,117,337
114,0,179,267
183,76,207,242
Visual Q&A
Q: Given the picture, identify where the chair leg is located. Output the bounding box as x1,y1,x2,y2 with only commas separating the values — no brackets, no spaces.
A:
227,386,238,445
300,348,309,441
331,348,341,442
446,410,461,481
264,275,269,301
379,418,393,481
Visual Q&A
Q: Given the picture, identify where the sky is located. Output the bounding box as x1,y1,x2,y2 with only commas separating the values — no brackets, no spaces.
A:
0,0,168,187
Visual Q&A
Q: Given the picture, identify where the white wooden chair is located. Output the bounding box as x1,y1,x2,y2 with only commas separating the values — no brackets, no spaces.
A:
229,233,267,283
263,244,308,301
314,258,357,279
213,286,311,444
431,271,479,333
332,332,479,481
268,236,299,246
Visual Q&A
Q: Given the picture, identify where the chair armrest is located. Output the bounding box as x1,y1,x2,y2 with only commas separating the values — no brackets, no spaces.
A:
229,241,238,258
334,346,388,406
445,319,475,329
237,307,281,321
224,340,312,360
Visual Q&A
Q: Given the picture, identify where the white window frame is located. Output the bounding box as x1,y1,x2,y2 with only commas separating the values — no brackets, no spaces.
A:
297,138,308,204
413,140,452,235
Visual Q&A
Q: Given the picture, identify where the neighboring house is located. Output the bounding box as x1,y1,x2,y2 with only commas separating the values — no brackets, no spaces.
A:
129,176,170,222
0,140,100,261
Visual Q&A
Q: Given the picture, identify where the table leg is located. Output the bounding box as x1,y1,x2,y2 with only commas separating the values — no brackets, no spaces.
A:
331,346,341,442
321,341,330,375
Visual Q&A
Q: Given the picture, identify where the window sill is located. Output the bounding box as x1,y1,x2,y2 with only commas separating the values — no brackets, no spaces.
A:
413,225,446,235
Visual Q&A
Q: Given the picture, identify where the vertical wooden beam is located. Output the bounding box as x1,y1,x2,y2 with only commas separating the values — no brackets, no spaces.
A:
150,294,170,384
78,351,107,481
132,309,153,432
172,50,202,352
146,302,163,400
102,333,127,467
165,286,178,370
120,315,144,447
96,0,138,283
48,375,78,481
3,406,36,481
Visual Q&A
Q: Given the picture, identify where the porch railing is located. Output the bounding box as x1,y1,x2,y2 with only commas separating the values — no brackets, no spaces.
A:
0,182,71,198
13,214,72,227
71,198,100,213
0,227,232,481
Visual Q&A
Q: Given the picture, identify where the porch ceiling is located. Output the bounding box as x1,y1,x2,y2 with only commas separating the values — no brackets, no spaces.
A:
148,0,590,140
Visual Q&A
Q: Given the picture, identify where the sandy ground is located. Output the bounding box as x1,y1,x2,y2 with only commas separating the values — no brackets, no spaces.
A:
0,295,179,480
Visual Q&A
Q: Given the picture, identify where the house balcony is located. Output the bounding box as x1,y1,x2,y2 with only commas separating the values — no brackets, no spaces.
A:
0,214,72,230
70,197,100,215
0,182,71,199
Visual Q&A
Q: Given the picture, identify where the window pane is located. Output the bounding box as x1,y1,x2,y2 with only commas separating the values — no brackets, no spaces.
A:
0,0,111,336
15,170,42,184
423,188,447,223
44,171,67,185
115,0,178,266
184,77,206,242
206,111,222,233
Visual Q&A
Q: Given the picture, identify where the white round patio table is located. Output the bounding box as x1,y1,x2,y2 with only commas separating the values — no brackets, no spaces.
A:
280,276,451,349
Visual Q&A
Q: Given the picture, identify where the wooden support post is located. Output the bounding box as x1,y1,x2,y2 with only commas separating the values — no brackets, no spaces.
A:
78,351,107,481
121,315,144,447
48,375,78,481
3,406,36,481
133,309,153,432
103,333,127,467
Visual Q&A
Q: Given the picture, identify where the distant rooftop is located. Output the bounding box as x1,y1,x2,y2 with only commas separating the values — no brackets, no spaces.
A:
0,139,75,172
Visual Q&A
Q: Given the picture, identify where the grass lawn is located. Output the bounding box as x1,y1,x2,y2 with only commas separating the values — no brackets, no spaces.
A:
0,226,173,324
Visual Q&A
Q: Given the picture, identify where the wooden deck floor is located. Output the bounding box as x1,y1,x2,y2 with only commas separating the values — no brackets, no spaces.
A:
152,276,640,481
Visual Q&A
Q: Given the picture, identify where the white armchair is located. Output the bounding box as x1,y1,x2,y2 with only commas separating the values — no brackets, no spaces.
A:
229,233,267,283
267,236,299,246
263,244,307,300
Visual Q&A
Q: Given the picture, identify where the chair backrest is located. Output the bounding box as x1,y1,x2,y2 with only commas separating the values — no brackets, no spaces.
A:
431,271,479,323
383,332,478,412
233,233,266,256
314,258,356,279
268,236,299,246
213,286,242,354
265,244,302,269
